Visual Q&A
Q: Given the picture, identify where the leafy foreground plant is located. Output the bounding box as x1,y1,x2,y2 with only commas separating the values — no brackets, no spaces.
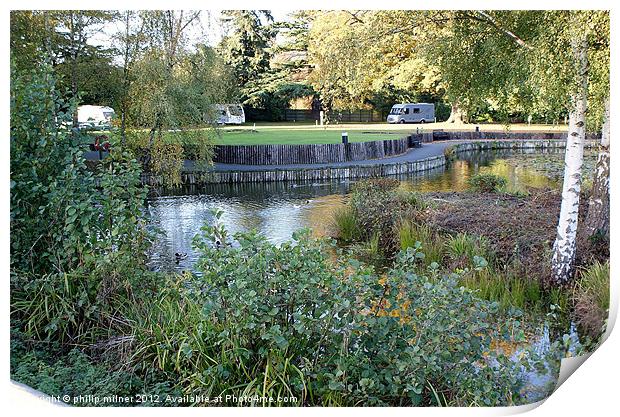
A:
126,211,570,406
10,62,154,345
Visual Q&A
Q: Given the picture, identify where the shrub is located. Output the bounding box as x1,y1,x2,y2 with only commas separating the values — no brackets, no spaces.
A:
467,173,508,193
443,145,457,163
124,216,557,406
343,179,426,252
10,63,153,345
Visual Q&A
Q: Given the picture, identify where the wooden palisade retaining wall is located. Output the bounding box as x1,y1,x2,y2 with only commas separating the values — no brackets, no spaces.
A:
143,139,594,186
213,138,409,165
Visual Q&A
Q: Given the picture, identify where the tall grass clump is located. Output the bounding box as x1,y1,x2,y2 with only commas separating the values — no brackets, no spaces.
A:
573,260,610,339
445,233,494,267
333,205,359,243
460,269,542,310
396,220,444,265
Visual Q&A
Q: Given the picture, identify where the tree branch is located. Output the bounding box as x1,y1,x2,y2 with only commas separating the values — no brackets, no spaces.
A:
473,11,534,50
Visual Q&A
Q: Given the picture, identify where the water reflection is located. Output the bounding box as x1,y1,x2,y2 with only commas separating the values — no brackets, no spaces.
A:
147,149,565,272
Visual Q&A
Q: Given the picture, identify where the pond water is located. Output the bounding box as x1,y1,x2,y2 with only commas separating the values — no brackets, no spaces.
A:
147,148,595,273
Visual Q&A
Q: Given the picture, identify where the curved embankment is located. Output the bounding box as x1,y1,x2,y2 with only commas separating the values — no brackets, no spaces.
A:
212,137,410,165
141,138,596,186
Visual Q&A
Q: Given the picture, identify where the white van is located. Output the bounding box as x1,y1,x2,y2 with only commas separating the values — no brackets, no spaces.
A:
77,105,115,129
387,103,435,124
215,104,245,125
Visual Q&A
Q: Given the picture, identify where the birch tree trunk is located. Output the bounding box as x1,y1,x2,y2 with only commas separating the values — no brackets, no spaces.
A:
551,36,588,284
584,97,610,238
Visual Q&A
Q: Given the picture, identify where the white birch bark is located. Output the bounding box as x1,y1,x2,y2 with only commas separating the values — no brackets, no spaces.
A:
584,97,610,237
551,36,588,284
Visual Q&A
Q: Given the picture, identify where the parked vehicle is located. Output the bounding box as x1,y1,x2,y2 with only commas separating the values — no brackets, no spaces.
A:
215,104,245,125
78,105,115,130
386,103,435,124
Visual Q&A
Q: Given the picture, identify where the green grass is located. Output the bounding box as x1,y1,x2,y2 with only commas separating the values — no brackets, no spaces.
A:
575,261,610,312
572,260,610,339
461,269,542,310
445,233,493,263
93,122,567,146
332,206,359,243
215,128,412,145
396,220,444,265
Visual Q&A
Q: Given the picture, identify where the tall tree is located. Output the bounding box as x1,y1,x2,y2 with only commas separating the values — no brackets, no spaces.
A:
113,10,146,144
411,10,609,282
136,10,203,145
584,98,610,242
10,11,49,72
582,13,610,248
551,28,589,283
218,10,275,102
52,11,115,128
307,11,445,115
124,10,232,184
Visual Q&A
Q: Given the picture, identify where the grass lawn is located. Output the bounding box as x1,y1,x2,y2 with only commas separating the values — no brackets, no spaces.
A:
214,128,413,145
90,122,568,146
214,122,567,145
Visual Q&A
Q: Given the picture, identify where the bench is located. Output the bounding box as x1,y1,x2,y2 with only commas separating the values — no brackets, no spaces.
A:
432,130,451,141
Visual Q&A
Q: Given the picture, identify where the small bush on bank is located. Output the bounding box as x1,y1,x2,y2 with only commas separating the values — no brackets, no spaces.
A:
467,174,508,193
443,145,457,163
334,178,426,253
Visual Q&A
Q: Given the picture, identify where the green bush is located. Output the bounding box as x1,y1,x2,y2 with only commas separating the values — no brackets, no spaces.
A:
340,178,426,252
467,173,508,193
443,145,457,163
121,215,560,406
10,62,153,344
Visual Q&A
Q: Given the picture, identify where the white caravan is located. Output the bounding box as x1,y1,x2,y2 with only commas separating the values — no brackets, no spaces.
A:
386,103,435,124
215,104,245,125
77,105,115,129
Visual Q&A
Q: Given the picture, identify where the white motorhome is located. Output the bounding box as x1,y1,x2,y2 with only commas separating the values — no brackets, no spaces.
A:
215,104,245,125
387,103,435,124
78,105,115,129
